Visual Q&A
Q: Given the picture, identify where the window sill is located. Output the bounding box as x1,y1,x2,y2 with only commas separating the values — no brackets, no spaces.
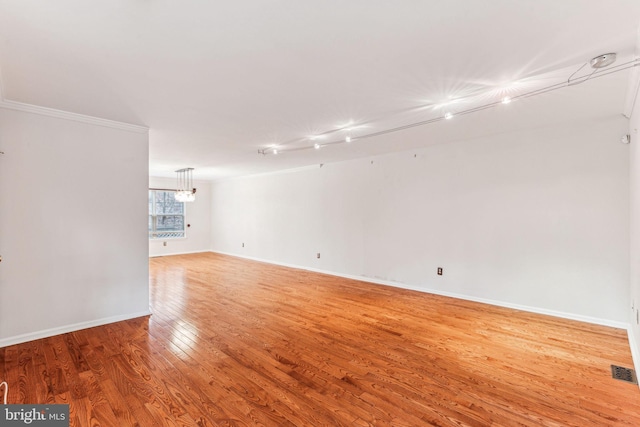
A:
149,237,188,241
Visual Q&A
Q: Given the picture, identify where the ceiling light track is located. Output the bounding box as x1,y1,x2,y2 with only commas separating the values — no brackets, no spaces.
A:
259,55,639,156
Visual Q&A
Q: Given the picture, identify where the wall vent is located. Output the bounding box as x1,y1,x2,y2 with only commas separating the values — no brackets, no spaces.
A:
611,365,638,384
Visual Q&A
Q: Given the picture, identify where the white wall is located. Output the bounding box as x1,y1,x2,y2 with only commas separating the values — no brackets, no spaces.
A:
0,107,150,347
149,176,211,257
629,85,640,359
212,117,630,325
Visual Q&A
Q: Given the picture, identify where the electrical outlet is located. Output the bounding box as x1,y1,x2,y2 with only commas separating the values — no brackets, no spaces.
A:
317,253,321,259
163,242,167,247
437,267,443,275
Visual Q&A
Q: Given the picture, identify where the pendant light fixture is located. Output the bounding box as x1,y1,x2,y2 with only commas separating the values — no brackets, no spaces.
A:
175,167,196,202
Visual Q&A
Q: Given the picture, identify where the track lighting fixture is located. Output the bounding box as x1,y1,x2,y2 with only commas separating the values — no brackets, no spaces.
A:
258,53,638,156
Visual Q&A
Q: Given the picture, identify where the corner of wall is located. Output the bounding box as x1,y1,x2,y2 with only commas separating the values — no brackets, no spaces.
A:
627,42,640,381
0,67,5,103
0,102,150,347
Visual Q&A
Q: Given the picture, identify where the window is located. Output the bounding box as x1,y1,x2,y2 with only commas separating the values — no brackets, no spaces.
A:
149,190,185,239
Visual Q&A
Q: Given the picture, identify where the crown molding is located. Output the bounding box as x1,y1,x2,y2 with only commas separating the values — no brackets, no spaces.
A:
0,67,148,134
0,98,149,134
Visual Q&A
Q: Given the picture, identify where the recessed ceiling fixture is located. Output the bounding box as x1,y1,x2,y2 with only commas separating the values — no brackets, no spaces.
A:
258,53,639,156
590,53,616,69
175,167,196,202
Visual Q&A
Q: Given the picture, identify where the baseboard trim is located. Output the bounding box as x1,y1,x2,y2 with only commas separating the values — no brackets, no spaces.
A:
210,250,628,330
149,250,211,258
0,310,152,348
627,326,640,389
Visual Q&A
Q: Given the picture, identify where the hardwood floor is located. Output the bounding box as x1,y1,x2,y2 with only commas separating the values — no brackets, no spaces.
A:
2,252,640,426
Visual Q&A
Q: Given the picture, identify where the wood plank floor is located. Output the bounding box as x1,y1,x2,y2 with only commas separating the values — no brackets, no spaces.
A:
2,252,640,426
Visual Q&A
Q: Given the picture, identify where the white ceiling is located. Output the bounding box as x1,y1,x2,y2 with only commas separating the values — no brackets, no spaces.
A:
0,0,639,180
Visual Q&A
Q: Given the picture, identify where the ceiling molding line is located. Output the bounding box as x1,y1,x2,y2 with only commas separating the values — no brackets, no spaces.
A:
0,64,147,133
214,163,323,183
0,98,149,134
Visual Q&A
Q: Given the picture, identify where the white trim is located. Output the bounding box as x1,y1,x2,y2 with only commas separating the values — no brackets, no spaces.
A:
149,236,188,241
213,163,322,183
0,99,148,134
210,250,628,330
627,327,640,389
624,64,640,119
0,310,152,348
0,67,4,101
149,250,211,258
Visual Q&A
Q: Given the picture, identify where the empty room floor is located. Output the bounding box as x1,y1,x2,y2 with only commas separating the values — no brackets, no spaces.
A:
2,252,640,426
